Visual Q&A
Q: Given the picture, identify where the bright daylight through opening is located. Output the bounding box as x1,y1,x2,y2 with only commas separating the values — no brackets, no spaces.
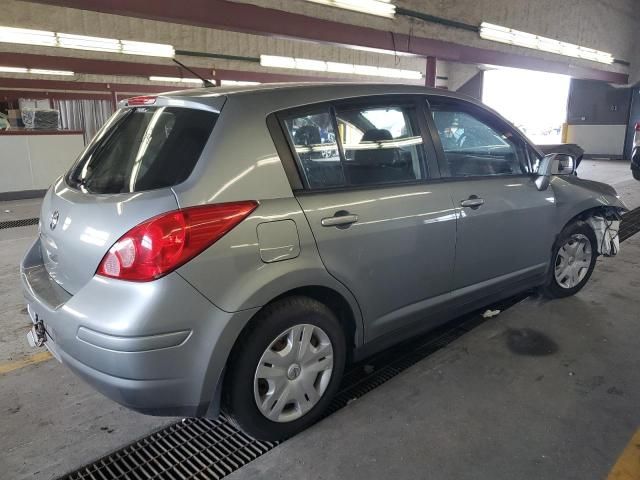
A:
482,66,571,145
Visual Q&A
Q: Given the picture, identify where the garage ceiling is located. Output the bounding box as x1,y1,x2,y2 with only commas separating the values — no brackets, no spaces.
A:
0,0,636,100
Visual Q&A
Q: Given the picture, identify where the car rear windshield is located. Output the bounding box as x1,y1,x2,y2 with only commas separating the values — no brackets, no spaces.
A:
66,106,218,194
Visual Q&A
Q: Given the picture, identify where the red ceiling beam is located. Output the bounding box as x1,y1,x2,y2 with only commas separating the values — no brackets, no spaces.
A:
24,0,628,84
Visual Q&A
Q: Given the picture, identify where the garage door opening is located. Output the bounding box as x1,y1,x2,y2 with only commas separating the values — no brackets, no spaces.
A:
482,66,571,145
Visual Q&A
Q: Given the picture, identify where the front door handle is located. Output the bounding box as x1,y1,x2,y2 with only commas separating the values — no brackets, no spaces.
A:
460,196,485,209
321,212,359,227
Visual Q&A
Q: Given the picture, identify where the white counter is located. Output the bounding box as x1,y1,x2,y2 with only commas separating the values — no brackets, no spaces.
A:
0,130,84,197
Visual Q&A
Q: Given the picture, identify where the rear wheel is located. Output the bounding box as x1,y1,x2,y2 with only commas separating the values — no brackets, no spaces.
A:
632,169,640,181
541,221,597,299
224,296,346,441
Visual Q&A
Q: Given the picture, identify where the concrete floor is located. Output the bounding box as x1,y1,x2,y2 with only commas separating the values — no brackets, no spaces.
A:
0,159,638,479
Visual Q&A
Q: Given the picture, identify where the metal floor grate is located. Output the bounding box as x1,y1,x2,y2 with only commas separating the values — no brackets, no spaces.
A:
59,206,640,480
63,417,275,480
0,217,38,230
619,206,640,242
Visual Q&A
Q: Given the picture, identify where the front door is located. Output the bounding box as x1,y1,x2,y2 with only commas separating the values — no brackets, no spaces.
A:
281,98,457,341
428,97,556,296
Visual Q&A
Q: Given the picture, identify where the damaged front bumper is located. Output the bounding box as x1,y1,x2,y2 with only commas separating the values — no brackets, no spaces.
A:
586,209,623,257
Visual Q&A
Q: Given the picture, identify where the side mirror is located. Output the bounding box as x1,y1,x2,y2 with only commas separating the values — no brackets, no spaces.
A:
535,153,576,191
552,154,576,175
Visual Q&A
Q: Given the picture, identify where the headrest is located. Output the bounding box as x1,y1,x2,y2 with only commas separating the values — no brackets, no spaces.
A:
361,128,393,142
353,128,396,165
294,125,322,146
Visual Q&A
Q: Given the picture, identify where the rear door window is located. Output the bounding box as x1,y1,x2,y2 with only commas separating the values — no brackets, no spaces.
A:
281,98,432,190
67,106,217,194
335,104,427,186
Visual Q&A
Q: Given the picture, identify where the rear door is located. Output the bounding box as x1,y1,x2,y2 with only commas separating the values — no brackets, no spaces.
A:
40,102,220,294
279,97,457,341
426,96,555,297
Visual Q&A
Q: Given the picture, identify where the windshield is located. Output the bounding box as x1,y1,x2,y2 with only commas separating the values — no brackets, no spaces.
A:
67,106,218,194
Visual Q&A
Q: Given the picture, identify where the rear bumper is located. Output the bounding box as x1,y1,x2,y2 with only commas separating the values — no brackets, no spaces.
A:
21,239,258,417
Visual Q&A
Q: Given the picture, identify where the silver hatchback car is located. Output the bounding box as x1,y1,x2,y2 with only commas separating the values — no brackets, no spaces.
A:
22,83,626,440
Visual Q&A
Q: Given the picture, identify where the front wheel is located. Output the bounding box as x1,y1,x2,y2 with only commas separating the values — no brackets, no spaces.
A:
541,221,597,299
223,296,346,441
632,169,640,181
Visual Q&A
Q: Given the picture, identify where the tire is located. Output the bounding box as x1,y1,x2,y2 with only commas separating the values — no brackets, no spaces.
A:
632,169,640,181
223,296,346,441
541,221,598,299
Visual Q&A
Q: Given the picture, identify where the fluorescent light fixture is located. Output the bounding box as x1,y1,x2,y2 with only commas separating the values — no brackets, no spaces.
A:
0,26,175,58
479,22,614,64
122,40,176,58
0,66,28,73
302,0,395,18
57,33,120,52
260,54,422,80
149,76,206,84
29,68,74,76
220,80,261,86
0,26,56,47
0,66,74,75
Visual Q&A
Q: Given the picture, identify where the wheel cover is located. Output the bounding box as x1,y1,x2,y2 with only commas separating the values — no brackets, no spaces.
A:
253,324,334,423
554,233,592,289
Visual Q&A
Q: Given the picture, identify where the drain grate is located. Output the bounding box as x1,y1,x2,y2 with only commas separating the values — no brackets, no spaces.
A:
619,206,640,242
0,217,39,230
59,208,640,480
63,416,275,480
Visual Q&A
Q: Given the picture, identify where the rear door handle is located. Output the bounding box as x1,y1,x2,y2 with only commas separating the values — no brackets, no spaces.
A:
321,213,359,227
460,197,485,209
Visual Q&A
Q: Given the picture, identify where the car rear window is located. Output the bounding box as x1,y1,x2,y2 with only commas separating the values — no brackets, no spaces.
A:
66,106,218,194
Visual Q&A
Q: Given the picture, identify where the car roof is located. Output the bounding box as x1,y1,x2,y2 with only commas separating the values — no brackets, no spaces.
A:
162,82,477,104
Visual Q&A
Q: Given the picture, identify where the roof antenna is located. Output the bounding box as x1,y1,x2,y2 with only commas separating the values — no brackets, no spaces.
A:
172,58,215,87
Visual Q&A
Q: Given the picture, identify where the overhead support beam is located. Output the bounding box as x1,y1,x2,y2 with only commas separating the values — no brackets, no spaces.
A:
24,0,628,84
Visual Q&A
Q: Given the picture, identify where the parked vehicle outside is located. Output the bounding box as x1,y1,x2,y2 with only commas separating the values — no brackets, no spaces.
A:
21,84,627,441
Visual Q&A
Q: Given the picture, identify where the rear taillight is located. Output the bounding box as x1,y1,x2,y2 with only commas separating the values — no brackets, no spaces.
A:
97,201,258,282
635,122,640,132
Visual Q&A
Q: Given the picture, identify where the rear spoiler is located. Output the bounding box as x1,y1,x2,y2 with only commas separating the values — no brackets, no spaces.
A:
538,144,584,168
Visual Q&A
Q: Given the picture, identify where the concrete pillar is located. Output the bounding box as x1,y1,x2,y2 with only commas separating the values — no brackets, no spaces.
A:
426,56,436,88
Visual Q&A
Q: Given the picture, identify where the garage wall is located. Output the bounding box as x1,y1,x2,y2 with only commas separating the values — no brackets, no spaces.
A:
566,79,633,158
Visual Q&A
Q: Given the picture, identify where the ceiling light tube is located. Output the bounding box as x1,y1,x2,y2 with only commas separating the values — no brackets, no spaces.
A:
0,66,29,73
260,54,422,80
260,55,296,69
0,25,175,58
149,76,207,84
0,26,56,47
0,66,73,75
302,0,395,18
29,68,74,76
57,33,120,53
219,80,261,86
479,22,614,64
122,40,175,58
